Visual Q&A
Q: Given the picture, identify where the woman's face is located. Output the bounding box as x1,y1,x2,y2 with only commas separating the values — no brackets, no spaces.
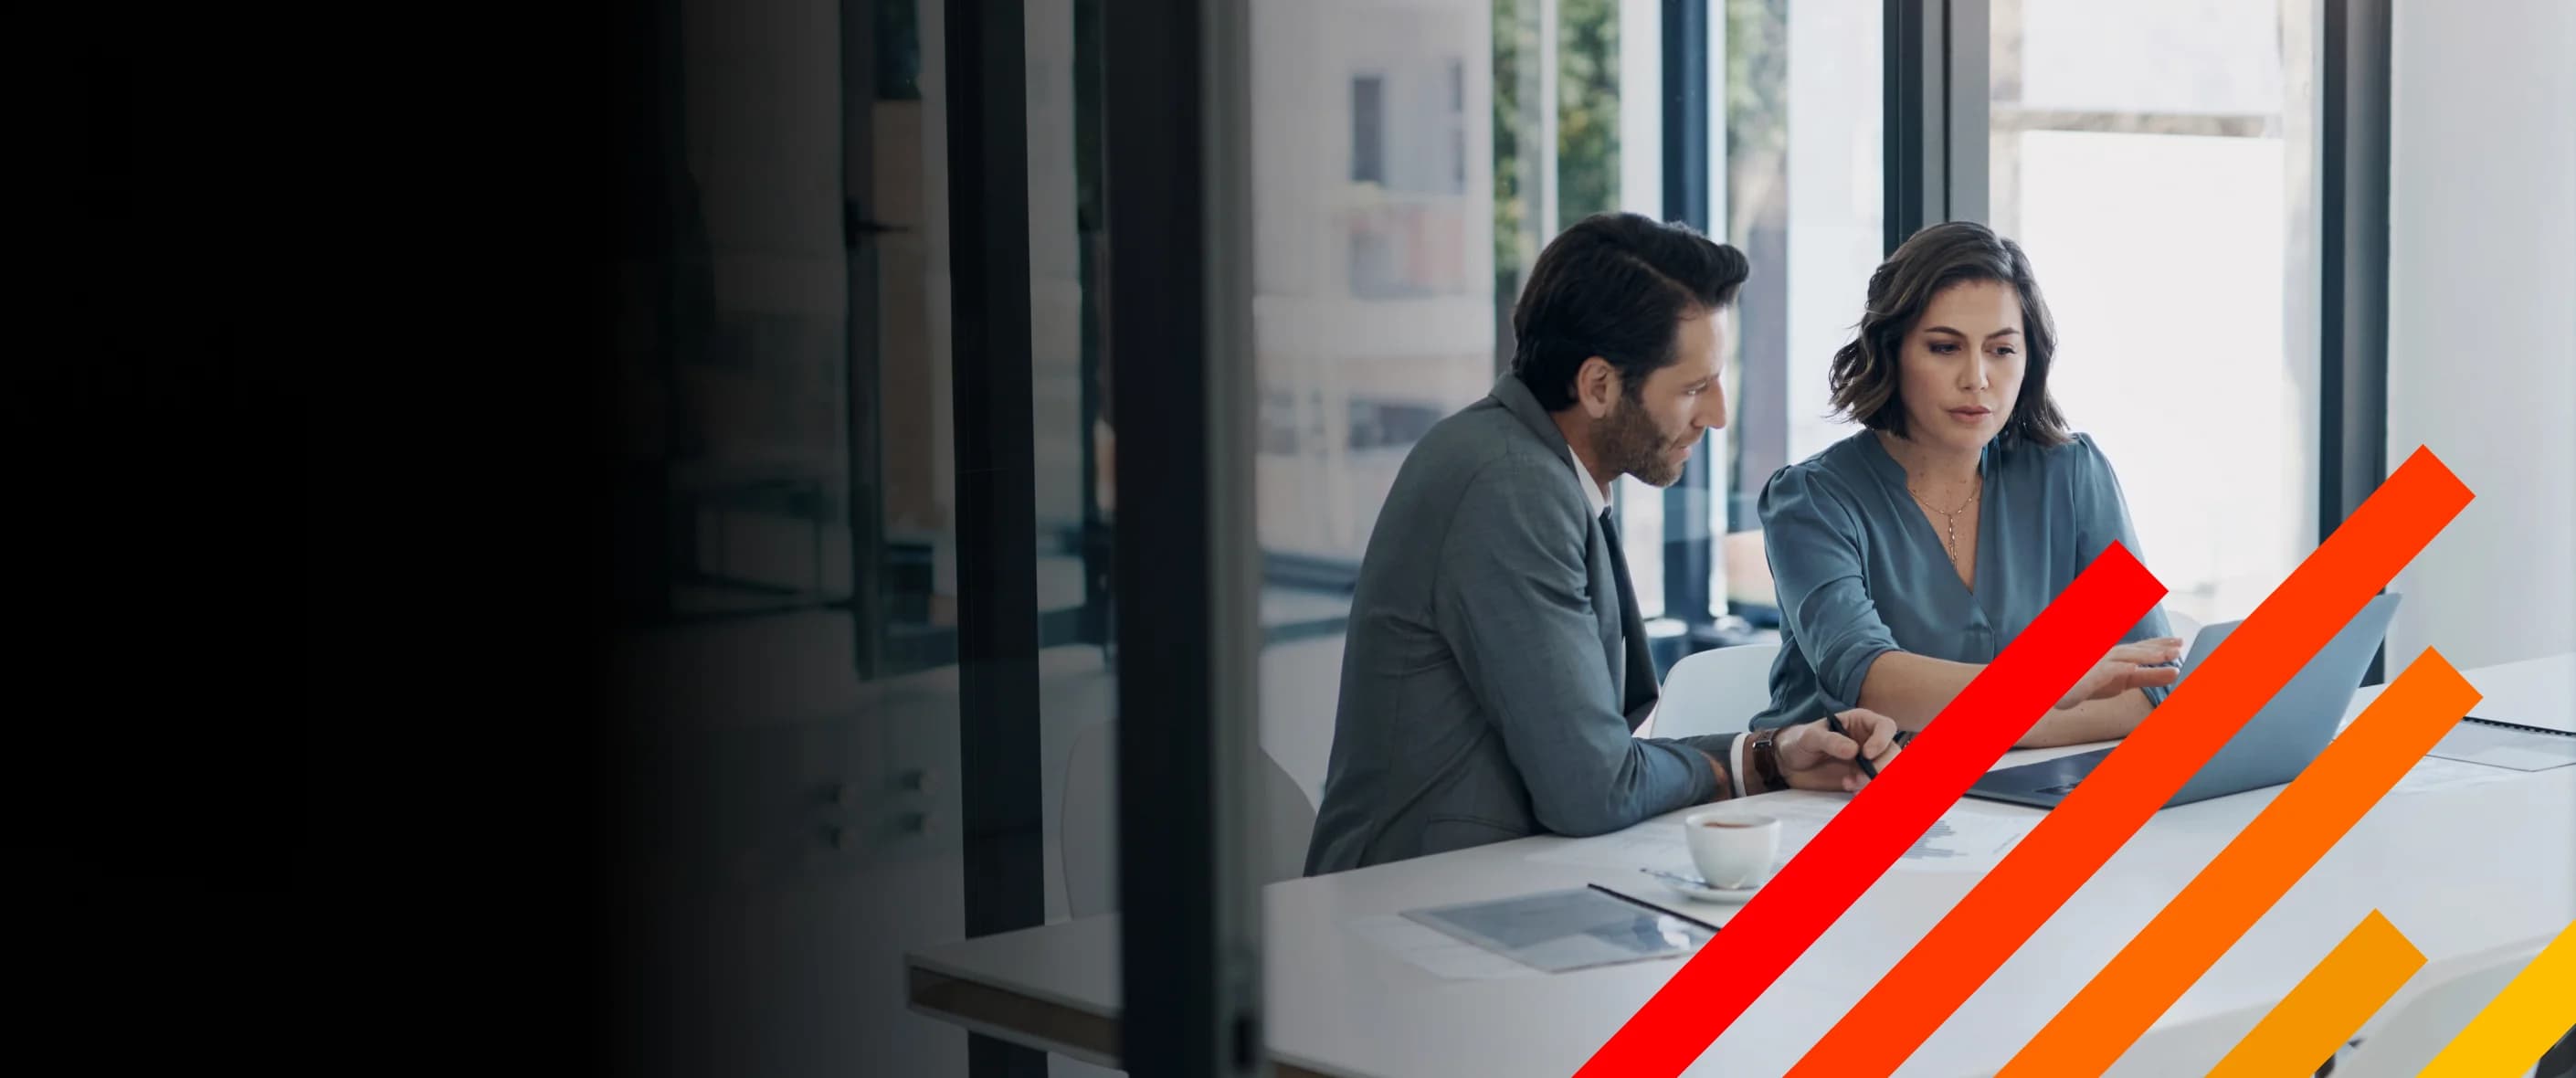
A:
1895,280,2025,456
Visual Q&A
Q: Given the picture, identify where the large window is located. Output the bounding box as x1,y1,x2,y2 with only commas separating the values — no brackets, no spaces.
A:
1044,0,2335,749
1244,0,1504,893
1251,1,1490,574
1482,0,1887,640
1246,0,2329,674
1711,0,1886,629
1351,75,1388,185
1988,0,2319,626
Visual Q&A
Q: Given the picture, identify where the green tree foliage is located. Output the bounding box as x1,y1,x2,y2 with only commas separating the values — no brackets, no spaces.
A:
1554,0,1622,226
1492,0,1622,291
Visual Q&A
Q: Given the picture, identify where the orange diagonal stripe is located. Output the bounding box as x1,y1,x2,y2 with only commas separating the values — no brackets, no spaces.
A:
1784,447,2474,1078
1994,650,2478,1076
2205,910,2425,1078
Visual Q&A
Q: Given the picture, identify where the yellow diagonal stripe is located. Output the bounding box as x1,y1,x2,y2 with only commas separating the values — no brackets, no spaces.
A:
2416,917,2576,1077
2204,911,2423,1078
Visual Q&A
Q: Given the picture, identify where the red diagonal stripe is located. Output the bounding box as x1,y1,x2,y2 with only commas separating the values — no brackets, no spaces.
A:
1783,446,2474,1077
1573,543,2166,1077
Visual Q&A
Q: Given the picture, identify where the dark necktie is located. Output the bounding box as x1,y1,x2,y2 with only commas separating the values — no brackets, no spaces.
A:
1597,508,1659,726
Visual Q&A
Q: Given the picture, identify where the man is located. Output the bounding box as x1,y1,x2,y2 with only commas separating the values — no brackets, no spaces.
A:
1302,213,1903,874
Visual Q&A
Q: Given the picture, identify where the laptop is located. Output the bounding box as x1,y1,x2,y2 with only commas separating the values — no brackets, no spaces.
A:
1963,592,2403,811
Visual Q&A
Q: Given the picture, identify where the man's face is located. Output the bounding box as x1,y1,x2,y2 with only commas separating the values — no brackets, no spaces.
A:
1598,309,1728,488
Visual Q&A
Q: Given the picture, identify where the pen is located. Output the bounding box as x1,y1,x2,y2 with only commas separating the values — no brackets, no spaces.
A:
1586,882,1722,934
1825,713,1880,780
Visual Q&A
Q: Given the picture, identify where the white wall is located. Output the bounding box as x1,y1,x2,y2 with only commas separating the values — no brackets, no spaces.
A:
2384,0,2576,671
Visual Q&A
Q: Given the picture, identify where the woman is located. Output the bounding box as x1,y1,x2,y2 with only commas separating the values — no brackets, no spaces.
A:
1749,221,2181,747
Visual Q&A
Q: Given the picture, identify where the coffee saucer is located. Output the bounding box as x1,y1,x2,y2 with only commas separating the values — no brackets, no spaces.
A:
1641,865,1772,903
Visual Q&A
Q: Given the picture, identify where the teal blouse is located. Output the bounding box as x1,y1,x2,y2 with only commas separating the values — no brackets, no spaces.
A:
1748,430,2174,730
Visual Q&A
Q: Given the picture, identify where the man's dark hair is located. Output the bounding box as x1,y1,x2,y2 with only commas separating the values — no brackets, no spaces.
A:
1827,219,2071,448
1510,212,1751,411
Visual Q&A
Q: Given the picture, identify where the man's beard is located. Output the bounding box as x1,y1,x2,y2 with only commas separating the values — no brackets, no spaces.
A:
1599,395,1688,488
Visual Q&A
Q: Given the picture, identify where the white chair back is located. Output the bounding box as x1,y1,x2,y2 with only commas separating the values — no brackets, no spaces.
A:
1061,721,1316,920
1648,641,1782,739
2329,937,2550,1078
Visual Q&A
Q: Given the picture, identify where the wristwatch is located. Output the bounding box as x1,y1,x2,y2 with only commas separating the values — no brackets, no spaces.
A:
1748,729,1786,793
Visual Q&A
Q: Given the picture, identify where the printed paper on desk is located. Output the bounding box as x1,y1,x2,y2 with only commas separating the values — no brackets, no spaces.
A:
1523,791,2032,874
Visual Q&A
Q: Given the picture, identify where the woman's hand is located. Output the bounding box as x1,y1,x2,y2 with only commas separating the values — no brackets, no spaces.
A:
2054,638,2185,710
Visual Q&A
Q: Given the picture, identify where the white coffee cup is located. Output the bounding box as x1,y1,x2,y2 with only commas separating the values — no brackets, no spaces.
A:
1682,808,1781,889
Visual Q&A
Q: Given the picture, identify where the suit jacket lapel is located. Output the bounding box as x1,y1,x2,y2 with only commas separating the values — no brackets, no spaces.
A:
1492,374,1661,724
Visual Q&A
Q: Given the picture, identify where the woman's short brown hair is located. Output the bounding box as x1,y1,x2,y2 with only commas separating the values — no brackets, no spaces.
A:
1827,220,2071,449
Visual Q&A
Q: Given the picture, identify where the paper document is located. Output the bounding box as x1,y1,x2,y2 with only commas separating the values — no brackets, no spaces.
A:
1401,887,1715,974
1524,828,1701,873
1738,794,2032,871
1345,914,1540,980
2424,720,2576,772
2390,754,2533,797
1524,792,2034,874
1895,814,2032,866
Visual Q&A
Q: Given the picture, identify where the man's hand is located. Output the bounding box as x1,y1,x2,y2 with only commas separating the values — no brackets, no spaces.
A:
1774,708,1903,793
2055,638,2185,710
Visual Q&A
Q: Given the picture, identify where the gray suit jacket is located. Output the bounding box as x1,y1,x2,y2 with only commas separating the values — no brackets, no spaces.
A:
1303,375,1740,874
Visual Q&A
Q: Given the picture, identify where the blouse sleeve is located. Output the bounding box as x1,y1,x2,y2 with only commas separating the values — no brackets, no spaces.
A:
1758,465,1902,709
2066,433,2178,707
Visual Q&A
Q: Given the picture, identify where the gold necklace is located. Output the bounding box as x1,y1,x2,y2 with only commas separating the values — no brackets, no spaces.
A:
1907,476,1981,566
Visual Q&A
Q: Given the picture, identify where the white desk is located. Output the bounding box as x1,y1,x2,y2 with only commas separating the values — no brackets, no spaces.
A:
907,653,2576,1077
